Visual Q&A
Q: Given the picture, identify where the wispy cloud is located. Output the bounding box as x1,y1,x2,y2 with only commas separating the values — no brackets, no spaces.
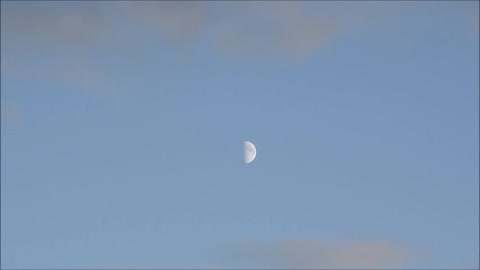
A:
1,1,353,102
40,61,127,99
210,3,338,58
122,1,351,58
122,1,213,42
212,238,419,269
3,2,474,101
1,103,26,126
1,2,116,49
2,2,127,99
3,57,126,99
1,2,377,58
3,2,475,58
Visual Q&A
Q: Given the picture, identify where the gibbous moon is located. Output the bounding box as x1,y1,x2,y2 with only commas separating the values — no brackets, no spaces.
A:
244,141,257,163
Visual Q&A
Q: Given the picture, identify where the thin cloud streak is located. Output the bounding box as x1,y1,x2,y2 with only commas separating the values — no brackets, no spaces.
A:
1,1,380,57
212,238,420,269
1,1,349,101
3,58,127,99
1,103,26,126
1,2,115,49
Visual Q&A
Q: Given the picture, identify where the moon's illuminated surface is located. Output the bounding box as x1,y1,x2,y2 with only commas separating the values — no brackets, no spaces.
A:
244,141,256,163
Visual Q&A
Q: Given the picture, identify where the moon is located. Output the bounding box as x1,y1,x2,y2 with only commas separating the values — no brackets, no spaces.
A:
244,141,257,163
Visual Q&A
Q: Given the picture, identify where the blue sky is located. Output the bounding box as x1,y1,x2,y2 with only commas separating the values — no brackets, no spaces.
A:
1,1,479,269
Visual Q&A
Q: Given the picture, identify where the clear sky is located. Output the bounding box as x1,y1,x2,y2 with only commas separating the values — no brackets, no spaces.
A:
1,1,479,269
